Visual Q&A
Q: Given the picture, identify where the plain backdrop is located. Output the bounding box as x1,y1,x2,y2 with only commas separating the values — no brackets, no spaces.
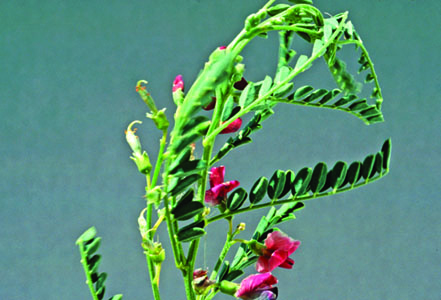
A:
1,0,440,299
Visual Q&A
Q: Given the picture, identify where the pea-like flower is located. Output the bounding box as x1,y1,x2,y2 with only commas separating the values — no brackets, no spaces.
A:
256,231,300,273
205,166,239,205
235,273,278,300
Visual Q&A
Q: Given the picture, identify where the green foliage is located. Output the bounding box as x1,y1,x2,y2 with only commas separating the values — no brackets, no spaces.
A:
172,188,205,221
110,2,391,300
76,227,123,300
279,85,384,124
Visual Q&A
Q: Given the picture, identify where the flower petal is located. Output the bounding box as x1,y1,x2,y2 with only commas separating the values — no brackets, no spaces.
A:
256,256,271,273
278,257,294,269
172,75,184,92
235,273,277,300
209,166,225,187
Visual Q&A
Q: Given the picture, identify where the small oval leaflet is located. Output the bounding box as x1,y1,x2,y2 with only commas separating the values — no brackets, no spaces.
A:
76,226,97,245
279,170,295,198
362,154,375,179
85,237,101,256
292,167,313,196
227,188,248,211
267,170,286,199
96,272,107,290
374,152,383,175
88,254,102,275
169,174,201,196
238,82,256,108
177,227,206,243
172,201,204,221
249,176,269,204
177,220,206,242
174,188,194,207
381,138,392,170
345,161,362,186
292,85,314,101
329,161,348,190
309,162,328,194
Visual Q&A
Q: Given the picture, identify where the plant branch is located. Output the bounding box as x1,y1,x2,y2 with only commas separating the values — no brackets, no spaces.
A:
206,169,388,224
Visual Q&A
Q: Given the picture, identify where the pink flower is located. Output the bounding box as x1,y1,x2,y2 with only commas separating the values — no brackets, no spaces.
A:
219,45,227,50
256,231,300,273
205,166,239,205
221,118,242,134
235,273,278,300
172,74,184,92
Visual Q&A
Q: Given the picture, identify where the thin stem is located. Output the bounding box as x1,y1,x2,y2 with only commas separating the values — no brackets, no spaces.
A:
209,218,234,281
338,39,384,109
163,195,185,268
206,170,388,224
145,255,161,300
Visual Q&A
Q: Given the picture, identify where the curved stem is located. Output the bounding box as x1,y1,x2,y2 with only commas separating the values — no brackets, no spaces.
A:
206,13,349,141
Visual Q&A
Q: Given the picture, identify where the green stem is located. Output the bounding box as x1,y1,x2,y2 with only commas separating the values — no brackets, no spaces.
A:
163,195,185,268
206,169,388,224
78,243,99,300
182,269,196,300
145,255,161,300
209,219,234,281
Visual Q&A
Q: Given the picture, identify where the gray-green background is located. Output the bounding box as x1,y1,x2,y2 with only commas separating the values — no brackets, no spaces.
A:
1,0,440,299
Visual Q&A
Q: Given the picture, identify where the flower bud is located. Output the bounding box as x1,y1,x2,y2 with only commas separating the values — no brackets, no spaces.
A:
125,121,153,174
125,120,143,154
193,269,215,295
172,74,184,92
172,75,185,105
219,280,239,296
237,222,246,232
147,108,169,131
143,240,166,264
131,151,152,175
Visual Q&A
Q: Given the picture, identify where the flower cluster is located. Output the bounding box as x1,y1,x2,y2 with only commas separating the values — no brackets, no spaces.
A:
203,167,300,299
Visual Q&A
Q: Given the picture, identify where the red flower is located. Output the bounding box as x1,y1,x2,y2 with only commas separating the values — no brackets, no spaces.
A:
256,231,300,273
235,273,278,300
205,166,239,205
172,74,184,92
221,118,242,134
